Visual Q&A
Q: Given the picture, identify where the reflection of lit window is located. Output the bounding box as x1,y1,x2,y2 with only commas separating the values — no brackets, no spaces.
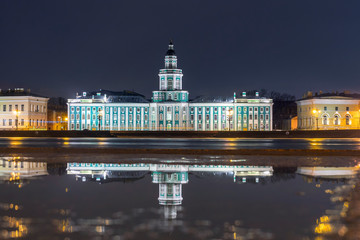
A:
167,184,173,195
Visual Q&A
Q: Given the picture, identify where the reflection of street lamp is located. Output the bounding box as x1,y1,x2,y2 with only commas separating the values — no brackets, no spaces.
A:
13,110,21,130
98,109,104,130
226,108,234,131
312,109,321,130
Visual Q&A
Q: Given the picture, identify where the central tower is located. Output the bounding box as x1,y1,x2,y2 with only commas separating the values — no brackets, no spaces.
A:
152,41,189,102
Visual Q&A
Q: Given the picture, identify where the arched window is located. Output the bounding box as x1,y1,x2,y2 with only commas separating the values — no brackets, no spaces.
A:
322,115,328,125
334,115,340,125
346,115,351,125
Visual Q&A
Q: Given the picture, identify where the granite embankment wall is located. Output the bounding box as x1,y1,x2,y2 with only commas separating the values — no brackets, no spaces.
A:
0,130,359,138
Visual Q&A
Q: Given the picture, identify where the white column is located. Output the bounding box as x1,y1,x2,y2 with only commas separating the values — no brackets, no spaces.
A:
125,107,128,131
141,107,144,130
194,107,198,131
110,107,113,130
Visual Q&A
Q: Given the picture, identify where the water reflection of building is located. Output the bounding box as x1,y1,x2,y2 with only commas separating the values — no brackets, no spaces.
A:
297,167,358,179
67,163,273,219
0,158,48,186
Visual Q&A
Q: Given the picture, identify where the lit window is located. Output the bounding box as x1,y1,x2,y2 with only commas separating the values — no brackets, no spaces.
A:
346,115,351,125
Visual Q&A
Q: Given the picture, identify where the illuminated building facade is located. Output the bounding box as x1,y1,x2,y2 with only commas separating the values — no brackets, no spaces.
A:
296,92,360,130
0,88,49,130
67,41,273,131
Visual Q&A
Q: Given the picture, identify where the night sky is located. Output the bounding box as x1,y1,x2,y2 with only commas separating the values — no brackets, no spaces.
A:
1,0,359,99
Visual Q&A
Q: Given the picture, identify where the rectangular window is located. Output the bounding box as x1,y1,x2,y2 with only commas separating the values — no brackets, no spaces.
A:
3,105,6,111
214,114,217,121
2,119,5,126
21,119,24,126
346,107,349,111
21,104,24,111
324,106,327,111
249,115,253,120
9,105,12,111
335,106,338,111
15,104,18,110
9,119,12,126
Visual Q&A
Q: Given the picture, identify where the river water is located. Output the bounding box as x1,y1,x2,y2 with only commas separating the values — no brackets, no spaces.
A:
0,157,357,240
1,137,360,150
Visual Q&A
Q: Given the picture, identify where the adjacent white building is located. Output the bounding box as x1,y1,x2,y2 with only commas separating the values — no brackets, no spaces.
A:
0,88,49,130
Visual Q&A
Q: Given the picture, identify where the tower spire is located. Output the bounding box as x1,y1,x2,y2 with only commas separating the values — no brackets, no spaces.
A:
166,40,175,56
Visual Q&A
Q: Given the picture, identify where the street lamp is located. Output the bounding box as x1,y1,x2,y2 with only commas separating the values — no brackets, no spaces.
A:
312,109,321,130
64,117,68,130
226,108,234,131
57,116,61,130
13,110,21,130
98,109,104,130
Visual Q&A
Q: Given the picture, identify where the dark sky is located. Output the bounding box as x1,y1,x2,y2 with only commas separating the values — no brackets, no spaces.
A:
1,0,360,99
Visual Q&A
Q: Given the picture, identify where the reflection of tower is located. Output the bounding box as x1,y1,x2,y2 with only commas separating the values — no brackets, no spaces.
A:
152,168,189,219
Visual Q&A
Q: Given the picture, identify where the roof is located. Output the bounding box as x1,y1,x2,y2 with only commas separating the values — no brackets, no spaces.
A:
77,89,149,103
190,95,234,103
298,92,360,101
0,88,47,98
